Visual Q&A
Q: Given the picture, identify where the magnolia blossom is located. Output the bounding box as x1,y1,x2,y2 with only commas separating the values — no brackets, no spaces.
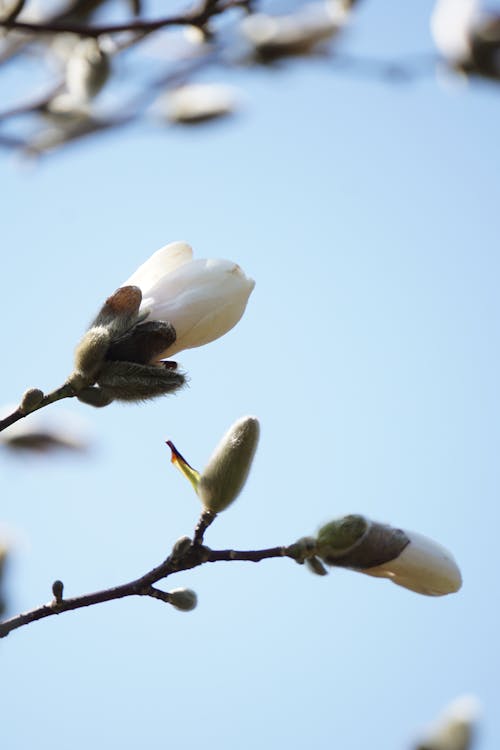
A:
363,530,462,596
316,516,462,596
122,241,255,359
163,84,240,124
416,695,480,750
431,0,479,65
241,0,350,57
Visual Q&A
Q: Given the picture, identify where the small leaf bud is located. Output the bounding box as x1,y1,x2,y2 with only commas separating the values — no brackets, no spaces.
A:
287,536,317,563
168,588,197,612
19,388,44,414
52,579,64,603
305,556,328,576
171,536,192,560
197,416,260,513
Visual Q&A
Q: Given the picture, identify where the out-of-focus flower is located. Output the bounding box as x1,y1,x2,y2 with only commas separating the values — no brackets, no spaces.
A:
122,241,255,359
69,242,254,405
65,38,111,102
241,0,350,59
162,83,240,124
315,515,462,596
168,415,260,513
431,0,500,79
0,406,90,454
415,695,480,750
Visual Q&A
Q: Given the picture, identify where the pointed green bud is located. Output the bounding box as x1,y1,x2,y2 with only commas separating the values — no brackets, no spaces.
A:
168,588,197,611
73,326,111,381
20,388,44,413
197,416,260,513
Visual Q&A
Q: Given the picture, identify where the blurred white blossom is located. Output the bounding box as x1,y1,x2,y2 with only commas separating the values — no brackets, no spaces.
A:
241,0,350,58
416,695,480,750
162,83,241,124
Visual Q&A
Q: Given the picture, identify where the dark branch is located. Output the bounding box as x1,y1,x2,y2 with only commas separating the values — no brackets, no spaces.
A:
0,0,246,37
0,383,76,434
0,543,292,638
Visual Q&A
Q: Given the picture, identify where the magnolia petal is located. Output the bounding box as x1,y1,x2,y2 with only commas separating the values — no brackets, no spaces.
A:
144,258,255,357
363,531,462,596
431,0,478,64
123,241,193,292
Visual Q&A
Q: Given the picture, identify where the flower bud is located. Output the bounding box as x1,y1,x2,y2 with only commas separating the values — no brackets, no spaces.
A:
197,416,260,513
164,83,239,124
122,242,255,359
168,588,198,612
316,515,462,596
19,388,44,413
170,536,192,560
416,695,480,750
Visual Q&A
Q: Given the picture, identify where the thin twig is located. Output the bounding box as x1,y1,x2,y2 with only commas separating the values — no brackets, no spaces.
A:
0,382,76,433
0,0,246,37
193,510,217,545
0,543,291,638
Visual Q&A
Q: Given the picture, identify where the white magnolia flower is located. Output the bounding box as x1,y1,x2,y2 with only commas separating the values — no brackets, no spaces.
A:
241,0,349,57
431,0,479,65
164,83,240,124
416,695,480,750
65,38,111,102
363,530,462,596
123,241,255,358
316,516,462,596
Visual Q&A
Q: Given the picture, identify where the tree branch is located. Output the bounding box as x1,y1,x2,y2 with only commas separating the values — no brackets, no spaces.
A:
0,0,247,37
0,543,291,638
0,382,76,433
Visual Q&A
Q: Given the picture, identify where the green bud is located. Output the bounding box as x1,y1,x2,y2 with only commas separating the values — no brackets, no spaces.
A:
96,361,185,402
76,386,114,408
73,326,111,380
19,388,44,413
171,536,192,560
52,579,64,603
168,588,197,611
316,515,369,561
197,416,260,513
287,536,318,563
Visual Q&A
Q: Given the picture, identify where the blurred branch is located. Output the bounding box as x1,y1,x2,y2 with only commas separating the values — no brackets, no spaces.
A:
0,0,247,37
0,383,76,433
0,532,289,638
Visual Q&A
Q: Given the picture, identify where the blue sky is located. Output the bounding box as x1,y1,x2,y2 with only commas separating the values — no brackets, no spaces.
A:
1,1,499,748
